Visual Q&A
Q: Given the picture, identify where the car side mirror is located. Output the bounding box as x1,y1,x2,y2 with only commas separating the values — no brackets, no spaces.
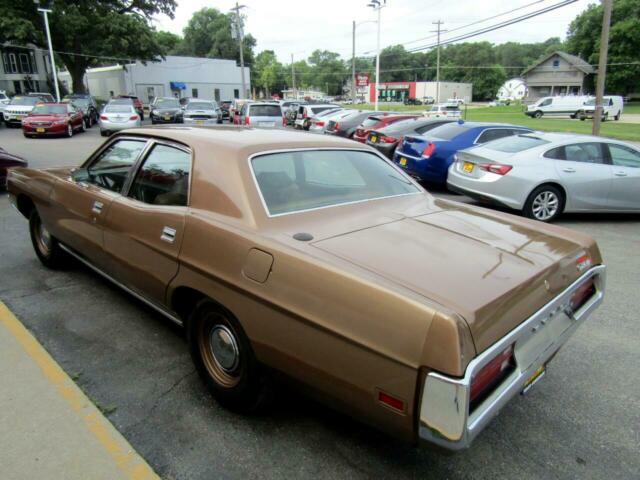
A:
71,167,89,183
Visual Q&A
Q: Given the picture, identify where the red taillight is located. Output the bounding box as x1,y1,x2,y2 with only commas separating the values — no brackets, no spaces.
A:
422,143,435,158
312,120,325,127
129,115,138,120
244,116,250,125
100,115,108,120
282,116,286,126
333,122,340,131
303,110,307,118
478,163,513,175
570,277,595,312
378,391,405,412
355,128,364,137
470,344,514,405
380,135,397,143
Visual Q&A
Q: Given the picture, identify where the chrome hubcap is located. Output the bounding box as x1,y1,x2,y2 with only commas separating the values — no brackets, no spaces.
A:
38,221,51,253
532,191,559,220
209,326,239,373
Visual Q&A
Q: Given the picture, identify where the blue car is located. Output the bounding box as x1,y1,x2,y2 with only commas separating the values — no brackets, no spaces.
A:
393,121,533,183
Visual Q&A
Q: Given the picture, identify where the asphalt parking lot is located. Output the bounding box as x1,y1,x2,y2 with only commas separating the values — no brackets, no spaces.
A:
0,124,639,480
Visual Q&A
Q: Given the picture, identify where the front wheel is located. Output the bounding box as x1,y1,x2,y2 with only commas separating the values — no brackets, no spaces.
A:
533,110,543,119
188,300,272,413
29,209,67,269
66,123,73,137
523,185,564,222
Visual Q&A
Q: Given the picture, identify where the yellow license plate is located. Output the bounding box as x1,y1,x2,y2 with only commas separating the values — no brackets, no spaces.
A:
399,157,407,166
196,120,204,125
36,128,45,133
371,135,378,143
522,365,546,394
463,161,474,173
164,116,171,120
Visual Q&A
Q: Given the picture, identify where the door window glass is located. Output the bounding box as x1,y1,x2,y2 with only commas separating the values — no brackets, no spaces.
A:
129,144,191,206
608,144,640,168
563,143,605,164
88,140,147,192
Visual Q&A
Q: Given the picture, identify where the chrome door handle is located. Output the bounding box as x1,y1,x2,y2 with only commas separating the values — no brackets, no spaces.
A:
92,201,103,214
614,171,628,177
562,167,576,173
161,226,177,243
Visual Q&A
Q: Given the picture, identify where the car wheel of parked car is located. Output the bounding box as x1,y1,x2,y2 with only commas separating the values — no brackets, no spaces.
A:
188,299,272,413
29,209,67,269
84,117,91,129
66,123,73,137
524,185,564,223
533,111,543,119
614,111,621,121
79,121,85,133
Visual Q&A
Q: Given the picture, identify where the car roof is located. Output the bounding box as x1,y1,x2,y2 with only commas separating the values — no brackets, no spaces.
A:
519,131,622,143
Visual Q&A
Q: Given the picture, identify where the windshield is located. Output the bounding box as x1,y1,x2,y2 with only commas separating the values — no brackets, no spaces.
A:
32,105,67,114
426,123,467,140
10,96,40,106
187,102,215,110
484,135,550,153
105,105,133,113
155,98,180,108
252,150,420,216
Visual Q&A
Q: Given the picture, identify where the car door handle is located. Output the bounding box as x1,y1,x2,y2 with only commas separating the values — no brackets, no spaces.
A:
562,167,576,173
92,201,103,214
614,171,628,177
160,226,177,243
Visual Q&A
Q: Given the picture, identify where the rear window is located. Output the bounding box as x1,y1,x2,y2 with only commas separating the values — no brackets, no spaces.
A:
484,135,550,153
427,123,467,140
310,106,334,115
251,150,419,216
250,105,282,117
361,116,382,128
105,105,133,113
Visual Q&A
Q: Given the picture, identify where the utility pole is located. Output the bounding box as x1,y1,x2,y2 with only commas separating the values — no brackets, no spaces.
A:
367,1,386,111
352,20,356,105
291,53,296,100
432,20,446,104
231,2,247,99
34,1,60,101
592,0,613,136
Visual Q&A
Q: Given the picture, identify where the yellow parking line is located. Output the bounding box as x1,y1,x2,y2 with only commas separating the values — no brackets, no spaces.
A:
0,301,159,480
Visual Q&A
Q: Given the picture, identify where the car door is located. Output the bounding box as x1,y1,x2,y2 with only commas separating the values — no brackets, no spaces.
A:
605,143,640,210
48,138,148,268
102,140,192,305
550,142,613,210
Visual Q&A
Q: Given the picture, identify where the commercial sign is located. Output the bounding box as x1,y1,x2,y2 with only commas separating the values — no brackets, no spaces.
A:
355,73,370,87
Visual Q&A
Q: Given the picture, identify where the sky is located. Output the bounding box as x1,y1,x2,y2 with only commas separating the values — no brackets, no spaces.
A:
153,0,595,63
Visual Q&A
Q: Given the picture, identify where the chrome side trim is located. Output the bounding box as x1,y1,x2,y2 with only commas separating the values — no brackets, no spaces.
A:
59,244,183,327
418,264,606,450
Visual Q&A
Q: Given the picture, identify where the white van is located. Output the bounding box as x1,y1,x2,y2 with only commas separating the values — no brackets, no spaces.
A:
525,95,590,119
578,95,624,121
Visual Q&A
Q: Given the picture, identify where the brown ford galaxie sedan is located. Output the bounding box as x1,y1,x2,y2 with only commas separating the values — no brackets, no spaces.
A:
7,127,605,450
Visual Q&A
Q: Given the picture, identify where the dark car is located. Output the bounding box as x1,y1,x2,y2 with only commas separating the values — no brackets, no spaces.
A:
117,95,144,120
324,110,386,139
0,147,27,188
150,97,183,124
393,121,533,184
352,113,419,143
403,97,422,106
63,94,99,128
366,117,456,159
220,101,232,121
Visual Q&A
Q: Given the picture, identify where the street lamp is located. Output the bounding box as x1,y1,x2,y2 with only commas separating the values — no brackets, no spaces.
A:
367,0,386,111
33,0,60,101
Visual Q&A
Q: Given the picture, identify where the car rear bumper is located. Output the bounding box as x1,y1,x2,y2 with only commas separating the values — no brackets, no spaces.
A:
418,265,606,450
446,167,526,210
99,120,140,131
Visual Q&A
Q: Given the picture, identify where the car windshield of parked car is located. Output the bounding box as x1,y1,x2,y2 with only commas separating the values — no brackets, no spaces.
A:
252,150,420,216
10,96,40,106
250,105,281,117
426,123,467,140
105,105,133,113
186,102,214,110
31,105,67,115
482,135,550,153
155,98,180,108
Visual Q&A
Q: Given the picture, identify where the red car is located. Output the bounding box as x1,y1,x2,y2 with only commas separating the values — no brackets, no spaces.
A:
352,114,419,143
0,147,27,188
22,103,85,138
117,95,145,120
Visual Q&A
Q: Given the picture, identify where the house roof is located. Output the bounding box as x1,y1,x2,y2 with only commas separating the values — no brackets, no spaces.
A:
522,51,595,76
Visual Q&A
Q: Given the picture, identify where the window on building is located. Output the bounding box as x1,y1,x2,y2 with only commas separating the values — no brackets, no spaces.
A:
13,80,22,94
191,88,198,98
214,88,220,102
8,53,18,73
29,51,38,73
2,53,10,73
19,53,30,73
234,88,240,99
552,59,560,68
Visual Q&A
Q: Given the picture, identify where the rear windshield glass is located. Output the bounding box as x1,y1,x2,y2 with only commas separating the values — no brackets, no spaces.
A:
10,96,40,106
361,116,382,128
310,106,334,115
186,102,214,110
250,105,282,117
427,123,467,140
252,150,419,216
484,135,550,153
32,105,67,114
105,105,133,113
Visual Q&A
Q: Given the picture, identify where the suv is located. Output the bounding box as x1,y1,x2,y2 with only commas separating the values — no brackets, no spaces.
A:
63,94,99,128
117,95,144,120
235,102,284,127
3,94,49,127
0,90,9,122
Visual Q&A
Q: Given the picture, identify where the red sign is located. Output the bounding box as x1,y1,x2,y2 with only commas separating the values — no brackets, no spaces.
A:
355,73,370,87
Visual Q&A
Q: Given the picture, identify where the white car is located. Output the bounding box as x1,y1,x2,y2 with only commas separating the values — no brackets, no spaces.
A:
423,103,461,119
294,104,341,130
307,108,348,134
182,100,222,125
447,132,640,222
447,98,464,106
99,104,141,136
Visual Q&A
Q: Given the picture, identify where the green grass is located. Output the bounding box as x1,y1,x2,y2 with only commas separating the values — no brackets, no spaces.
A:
354,103,640,142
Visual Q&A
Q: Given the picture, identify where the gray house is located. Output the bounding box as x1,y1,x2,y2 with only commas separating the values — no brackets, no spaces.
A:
0,44,53,95
522,51,594,100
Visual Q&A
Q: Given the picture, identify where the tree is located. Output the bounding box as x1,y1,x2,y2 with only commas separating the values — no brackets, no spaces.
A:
0,0,176,94
155,30,182,55
566,0,640,95
307,50,347,95
252,50,283,97
177,7,256,66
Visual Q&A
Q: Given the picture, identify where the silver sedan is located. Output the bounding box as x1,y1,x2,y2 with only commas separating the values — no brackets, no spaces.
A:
447,132,640,222
99,104,141,136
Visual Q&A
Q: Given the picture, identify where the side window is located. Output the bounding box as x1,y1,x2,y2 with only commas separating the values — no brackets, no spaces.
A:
129,144,191,206
87,140,147,193
543,146,565,160
608,144,640,168
563,143,605,164
541,98,552,107
476,129,513,144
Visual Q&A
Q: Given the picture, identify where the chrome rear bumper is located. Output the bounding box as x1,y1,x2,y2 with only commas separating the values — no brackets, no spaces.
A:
418,265,606,450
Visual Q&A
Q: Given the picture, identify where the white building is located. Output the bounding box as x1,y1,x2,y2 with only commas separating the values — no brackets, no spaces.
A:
369,81,473,103
281,89,327,101
0,44,53,95
60,55,250,104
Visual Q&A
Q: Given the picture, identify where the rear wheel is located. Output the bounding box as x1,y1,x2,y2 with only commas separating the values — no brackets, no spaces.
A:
79,120,85,133
614,111,621,121
523,185,564,222
188,300,272,413
29,209,67,268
